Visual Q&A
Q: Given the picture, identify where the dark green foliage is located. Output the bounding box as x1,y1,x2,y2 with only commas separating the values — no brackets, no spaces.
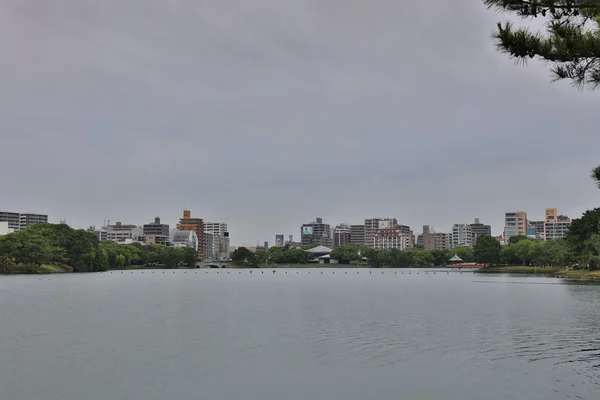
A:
100,242,197,268
484,0,600,89
474,235,503,267
0,223,107,272
231,247,259,267
509,235,530,245
592,165,600,189
330,244,361,264
565,207,600,268
0,223,199,273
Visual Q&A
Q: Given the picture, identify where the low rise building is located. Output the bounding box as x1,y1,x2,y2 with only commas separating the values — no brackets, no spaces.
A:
143,235,170,246
0,211,48,231
0,221,14,235
102,222,143,242
172,230,199,251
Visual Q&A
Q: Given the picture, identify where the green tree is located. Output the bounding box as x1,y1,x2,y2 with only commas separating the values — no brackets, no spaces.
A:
181,247,198,267
330,244,360,264
593,165,600,188
566,207,600,268
509,235,530,245
285,248,311,264
531,241,552,266
501,244,521,265
484,1,600,89
360,247,383,267
513,239,536,265
431,249,450,266
231,247,258,266
474,235,502,266
546,238,574,266
254,249,268,265
267,246,286,263
409,249,434,267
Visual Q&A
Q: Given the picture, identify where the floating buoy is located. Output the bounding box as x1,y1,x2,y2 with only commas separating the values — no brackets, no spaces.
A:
296,271,298,274
285,271,288,274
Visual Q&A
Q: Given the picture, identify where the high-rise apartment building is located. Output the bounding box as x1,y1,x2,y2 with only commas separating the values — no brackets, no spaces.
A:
452,224,473,248
143,217,170,236
333,224,351,248
275,234,284,247
470,218,492,243
504,211,527,240
204,232,214,261
205,222,229,259
527,220,545,241
350,225,366,245
373,228,411,250
0,211,48,232
178,210,205,261
365,218,397,247
433,232,452,250
301,217,333,247
420,225,451,250
545,208,558,223
543,208,570,241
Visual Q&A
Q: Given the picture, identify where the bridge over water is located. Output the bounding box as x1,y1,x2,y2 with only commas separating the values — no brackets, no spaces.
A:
199,260,233,268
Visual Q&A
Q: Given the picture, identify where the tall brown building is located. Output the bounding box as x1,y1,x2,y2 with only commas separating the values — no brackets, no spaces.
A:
177,210,205,261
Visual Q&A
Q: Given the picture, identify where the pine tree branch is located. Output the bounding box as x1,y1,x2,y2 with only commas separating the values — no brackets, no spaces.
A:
488,2,600,88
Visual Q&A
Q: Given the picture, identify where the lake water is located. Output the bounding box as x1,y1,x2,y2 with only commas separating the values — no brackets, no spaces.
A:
1,268,600,400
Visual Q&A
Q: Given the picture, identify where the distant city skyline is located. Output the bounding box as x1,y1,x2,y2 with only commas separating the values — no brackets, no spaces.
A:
1,206,582,247
1,1,599,248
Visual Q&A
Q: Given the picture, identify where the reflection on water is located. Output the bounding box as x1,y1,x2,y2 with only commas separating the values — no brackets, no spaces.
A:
0,269,599,400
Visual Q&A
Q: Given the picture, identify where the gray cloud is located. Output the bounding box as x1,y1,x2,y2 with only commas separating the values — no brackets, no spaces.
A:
1,0,599,243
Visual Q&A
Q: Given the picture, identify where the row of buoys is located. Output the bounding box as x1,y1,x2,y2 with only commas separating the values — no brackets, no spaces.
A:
105,270,468,275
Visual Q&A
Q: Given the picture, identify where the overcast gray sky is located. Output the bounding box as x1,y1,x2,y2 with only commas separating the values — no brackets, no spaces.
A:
1,0,599,245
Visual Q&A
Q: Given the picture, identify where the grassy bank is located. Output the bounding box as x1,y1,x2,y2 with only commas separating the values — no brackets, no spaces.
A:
555,270,600,280
477,266,561,274
0,264,72,275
